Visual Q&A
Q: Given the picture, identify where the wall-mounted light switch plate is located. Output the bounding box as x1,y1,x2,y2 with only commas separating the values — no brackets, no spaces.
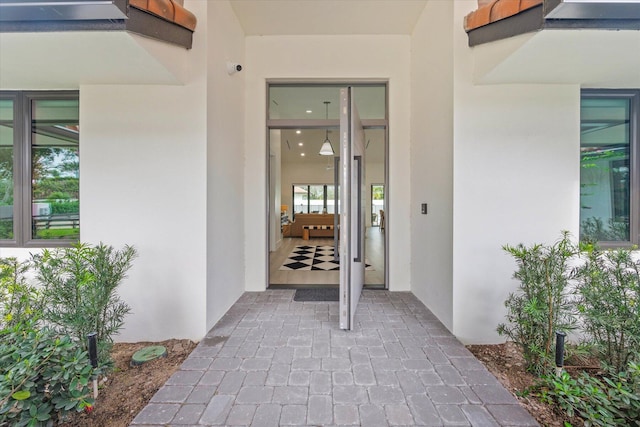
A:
421,203,428,214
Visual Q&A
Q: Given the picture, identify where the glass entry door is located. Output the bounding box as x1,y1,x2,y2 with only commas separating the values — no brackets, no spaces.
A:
339,87,366,330
266,83,387,291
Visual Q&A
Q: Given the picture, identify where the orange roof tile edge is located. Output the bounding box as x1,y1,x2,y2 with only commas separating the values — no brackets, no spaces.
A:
130,0,197,31
464,0,543,32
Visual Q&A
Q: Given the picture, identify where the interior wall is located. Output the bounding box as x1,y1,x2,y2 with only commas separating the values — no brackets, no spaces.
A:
451,0,580,343
409,0,455,331
245,35,412,291
205,0,246,332
79,1,209,342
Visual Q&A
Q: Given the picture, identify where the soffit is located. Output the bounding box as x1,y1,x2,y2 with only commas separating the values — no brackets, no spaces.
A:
0,31,188,88
473,29,640,87
229,0,428,35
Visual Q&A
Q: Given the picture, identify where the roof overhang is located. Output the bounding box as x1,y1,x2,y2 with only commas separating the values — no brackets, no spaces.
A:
0,0,194,49
0,0,128,21
467,0,640,47
545,0,640,20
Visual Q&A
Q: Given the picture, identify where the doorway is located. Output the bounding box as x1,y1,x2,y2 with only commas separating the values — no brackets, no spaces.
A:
267,83,387,290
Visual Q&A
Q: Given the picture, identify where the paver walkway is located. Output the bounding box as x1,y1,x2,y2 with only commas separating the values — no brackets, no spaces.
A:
131,290,538,426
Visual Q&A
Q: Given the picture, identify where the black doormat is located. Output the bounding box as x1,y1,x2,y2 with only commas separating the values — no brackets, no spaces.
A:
293,288,339,302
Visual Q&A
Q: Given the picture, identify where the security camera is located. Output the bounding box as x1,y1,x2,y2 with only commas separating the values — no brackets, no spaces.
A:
227,62,243,75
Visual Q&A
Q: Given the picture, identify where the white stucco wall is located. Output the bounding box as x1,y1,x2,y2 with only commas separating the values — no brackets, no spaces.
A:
451,1,581,344
410,0,455,331
244,35,412,291
79,1,209,342
205,0,247,332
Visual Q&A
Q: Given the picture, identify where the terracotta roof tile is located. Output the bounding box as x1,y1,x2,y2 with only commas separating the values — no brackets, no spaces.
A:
464,0,542,32
130,0,197,31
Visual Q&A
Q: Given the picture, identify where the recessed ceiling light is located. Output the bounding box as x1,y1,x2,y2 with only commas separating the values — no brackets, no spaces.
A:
306,110,312,114
298,142,303,146
301,153,305,156
296,130,301,134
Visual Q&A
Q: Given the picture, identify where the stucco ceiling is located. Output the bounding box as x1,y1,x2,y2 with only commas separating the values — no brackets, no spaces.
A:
229,0,428,35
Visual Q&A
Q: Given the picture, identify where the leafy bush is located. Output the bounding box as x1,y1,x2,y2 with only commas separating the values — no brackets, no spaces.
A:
580,217,630,244
499,232,578,375
35,228,79,240
49,200,79,215
574,246,640,372
0,219,13,240
0,324,98,427
538,362,640,427
32,243,137,367
0,258,41,330
46,192,71,200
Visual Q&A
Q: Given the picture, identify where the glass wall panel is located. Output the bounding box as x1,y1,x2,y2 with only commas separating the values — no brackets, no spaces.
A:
269,85,386,120
580,97,631,242
326,185,335,214
31,99,79,240
0,100,14,240
293,185,309,214
292,184,337,216
371,185,384,227
309,185,324,213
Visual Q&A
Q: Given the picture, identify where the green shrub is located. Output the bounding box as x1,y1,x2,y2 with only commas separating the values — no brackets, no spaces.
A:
35,228,79,240
499,232,578,375
0,219,13,240
0,258,41,330
49,200,79,215
580,217,630,244
574,246,640,372
32,243,137,367
0,324,98,427
537,362,640,427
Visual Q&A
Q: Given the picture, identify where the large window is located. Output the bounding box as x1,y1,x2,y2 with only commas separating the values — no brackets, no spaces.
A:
292,184,335,216
580,90,639,246
0,91,79,247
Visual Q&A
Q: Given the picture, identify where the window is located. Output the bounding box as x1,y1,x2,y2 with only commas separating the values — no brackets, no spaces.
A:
371,184,384,226
580,90,639,246
0,91,79,247
292,184,335,216
269,85,386,120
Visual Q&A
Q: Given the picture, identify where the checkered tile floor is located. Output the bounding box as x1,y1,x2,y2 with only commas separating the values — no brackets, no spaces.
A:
279,245,373,271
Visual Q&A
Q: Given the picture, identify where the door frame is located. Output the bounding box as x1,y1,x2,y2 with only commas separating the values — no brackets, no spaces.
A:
265,81,389,290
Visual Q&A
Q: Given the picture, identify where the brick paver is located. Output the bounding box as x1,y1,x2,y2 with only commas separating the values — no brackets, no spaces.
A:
131,290,538,426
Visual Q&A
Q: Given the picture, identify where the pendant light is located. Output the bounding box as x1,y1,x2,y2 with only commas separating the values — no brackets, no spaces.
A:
319,101,334,156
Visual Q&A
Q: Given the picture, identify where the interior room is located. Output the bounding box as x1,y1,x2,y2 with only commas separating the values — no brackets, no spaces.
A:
267,85,387,288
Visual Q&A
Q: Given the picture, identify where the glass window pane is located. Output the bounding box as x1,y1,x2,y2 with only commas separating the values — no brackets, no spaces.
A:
293,185,309,214
371,185,384,227
326,185,335,214
309,185,324,213
0,99,14,240
580,97,631,242
269,85,386,120
31,98,79,241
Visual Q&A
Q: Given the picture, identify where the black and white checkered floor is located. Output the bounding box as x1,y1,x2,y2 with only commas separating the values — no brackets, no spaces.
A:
279,245,373,271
